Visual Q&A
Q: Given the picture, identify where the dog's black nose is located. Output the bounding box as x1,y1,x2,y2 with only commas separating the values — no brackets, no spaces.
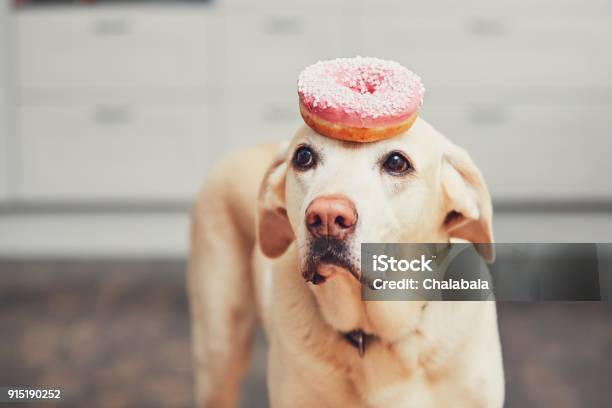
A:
305,195,357,240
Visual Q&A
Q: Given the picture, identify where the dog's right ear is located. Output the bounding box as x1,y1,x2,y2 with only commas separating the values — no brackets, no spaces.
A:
257,147,294,258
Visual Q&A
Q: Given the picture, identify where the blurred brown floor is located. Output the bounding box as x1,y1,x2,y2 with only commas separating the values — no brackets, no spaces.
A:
0,261,611,407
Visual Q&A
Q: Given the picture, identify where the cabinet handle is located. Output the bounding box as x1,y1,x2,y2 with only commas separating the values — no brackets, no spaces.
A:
467,17,508,37
92,105,132,125
468,106,507,125
262,15,305,35
93,19,131,35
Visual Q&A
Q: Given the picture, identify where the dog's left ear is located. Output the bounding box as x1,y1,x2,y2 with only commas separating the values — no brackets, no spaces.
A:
257,145,294,258
440,142,495,263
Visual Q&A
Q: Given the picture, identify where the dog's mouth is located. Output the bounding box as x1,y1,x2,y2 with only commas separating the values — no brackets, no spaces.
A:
302,238,360,285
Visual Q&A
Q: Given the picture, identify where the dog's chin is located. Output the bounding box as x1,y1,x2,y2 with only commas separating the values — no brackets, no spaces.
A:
303,260,359,286
316,262,356,281
306,261,364,332
300,238,360,285
297,237,364,331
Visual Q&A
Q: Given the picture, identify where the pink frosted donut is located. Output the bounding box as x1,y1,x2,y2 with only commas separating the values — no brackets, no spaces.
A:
298,57,425,142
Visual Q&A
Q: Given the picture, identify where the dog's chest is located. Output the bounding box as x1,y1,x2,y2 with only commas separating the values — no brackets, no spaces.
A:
279,350,447,408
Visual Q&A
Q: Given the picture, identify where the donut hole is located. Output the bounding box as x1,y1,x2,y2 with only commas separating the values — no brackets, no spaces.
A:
346,80,377,95
364,82,377,94
340,69,386,95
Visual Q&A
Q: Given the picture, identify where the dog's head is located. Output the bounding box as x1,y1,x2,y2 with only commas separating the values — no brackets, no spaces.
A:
257,118,493,334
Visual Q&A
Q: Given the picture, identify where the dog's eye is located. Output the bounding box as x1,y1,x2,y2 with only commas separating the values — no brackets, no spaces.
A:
382,152,413,175
293,146,316,170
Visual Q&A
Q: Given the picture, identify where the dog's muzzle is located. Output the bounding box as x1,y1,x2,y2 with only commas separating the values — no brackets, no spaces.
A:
302,238,359,284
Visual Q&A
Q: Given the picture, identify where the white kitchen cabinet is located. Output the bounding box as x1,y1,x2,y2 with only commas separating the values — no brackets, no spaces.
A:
0,130,6,203
217,9,346,91
0,133,6,204
0,0,9,203
0,212,190,258
212,91,299,158
360,0,612,17
17,7,211,89
218,0,351,13
17,104,210,201
2,0,611,258
360,16,612,87
494,212,612,242
424,102,612,200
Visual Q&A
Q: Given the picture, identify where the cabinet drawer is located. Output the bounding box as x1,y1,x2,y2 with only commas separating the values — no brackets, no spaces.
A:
17,104,210,201
361,16,612,87
0,110,7,202
495,213,612,242
219,12,344,89
424,104,612,200
16,8,210,88
220,0,349,11
213,96,300,157
0,146,7,203
361,0,612,17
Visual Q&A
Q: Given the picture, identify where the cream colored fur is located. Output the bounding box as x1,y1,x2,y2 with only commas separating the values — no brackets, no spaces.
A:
188,118,504,407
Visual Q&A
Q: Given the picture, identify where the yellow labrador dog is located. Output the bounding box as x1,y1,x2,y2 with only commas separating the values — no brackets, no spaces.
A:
188,118,504,407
